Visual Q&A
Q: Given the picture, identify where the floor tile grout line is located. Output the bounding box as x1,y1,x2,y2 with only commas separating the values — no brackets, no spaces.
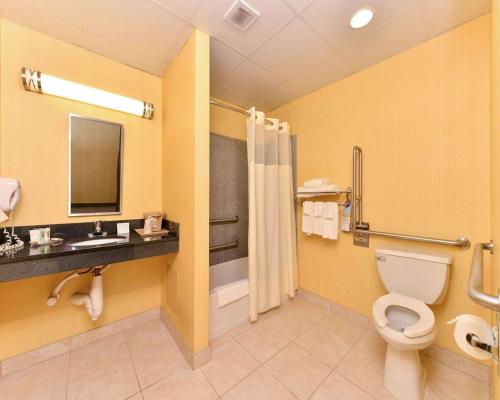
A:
331,343,380,400
125,318,186,393
421,351,490,383
64,351,70,400
202,338,262,397
122,326,143,395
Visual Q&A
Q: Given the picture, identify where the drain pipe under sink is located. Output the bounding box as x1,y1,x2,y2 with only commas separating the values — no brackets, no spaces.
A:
47,264,111,321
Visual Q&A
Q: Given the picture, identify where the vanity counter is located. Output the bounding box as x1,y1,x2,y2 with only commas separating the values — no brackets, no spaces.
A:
0,219,179,283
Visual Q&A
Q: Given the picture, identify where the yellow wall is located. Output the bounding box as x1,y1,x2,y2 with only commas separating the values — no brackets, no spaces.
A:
271,15,491,355
0,19,165,360
490,1,500,397
162,30,210,353
210,98,246,140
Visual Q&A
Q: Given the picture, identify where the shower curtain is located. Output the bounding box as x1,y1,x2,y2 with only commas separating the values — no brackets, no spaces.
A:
247,107,297,322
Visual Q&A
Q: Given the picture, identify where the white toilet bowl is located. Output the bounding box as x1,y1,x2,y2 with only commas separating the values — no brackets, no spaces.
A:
373,293,436,400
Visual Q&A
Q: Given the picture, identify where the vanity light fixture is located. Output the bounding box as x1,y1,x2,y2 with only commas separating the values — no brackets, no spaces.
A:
350,7,374,29
21,67,154,119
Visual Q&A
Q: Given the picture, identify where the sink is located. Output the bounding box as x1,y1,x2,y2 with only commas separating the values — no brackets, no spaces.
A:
71,237,128,247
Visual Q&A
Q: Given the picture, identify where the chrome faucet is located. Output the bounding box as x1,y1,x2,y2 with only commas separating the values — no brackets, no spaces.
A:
88,221,107,238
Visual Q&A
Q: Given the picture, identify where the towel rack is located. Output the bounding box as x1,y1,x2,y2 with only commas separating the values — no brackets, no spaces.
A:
210,216,238,225
296,188,352,207
209,240,239,253
351,146,470,249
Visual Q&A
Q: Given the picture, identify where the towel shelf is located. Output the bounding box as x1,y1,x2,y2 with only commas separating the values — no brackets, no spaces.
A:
209,240,239,253
296,187,351,207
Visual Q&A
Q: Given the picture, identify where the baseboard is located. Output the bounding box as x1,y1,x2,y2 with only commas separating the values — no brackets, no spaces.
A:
296,287,490,382
159,307,211,369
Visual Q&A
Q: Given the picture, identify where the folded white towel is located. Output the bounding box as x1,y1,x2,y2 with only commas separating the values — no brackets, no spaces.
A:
322,202,338,240
322,202,337,219
297,184,342,197
303,201,314,215
313,202,324,235
302,201,314,235
213,279,249,308
303,178,331,188
314,201,323,217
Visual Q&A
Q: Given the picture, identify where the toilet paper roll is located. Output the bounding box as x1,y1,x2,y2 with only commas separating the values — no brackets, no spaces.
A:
448,314,495,360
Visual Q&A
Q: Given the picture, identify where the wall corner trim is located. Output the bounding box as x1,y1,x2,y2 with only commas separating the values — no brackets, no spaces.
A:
160,307,211,369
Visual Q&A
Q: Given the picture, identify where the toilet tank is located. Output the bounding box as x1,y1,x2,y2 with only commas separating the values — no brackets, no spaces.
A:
375,247,452,304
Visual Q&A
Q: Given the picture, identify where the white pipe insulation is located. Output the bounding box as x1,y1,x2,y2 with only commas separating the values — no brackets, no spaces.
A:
71,274,104,321
46,264,110,321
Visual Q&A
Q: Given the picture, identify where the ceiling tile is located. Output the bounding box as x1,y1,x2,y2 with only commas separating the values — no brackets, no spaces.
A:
257,81,307,110
294,55,352,93
191,0,295,55
86,0,187,61
303,0,419,51
211,84,254,109
149,0,201,21
210,38,246,84
340,7,432,71
283,0,315,13
425,0,490,36
22,0,85,26
252,18,333,79
221,59,283,99
162,24,195,64
84,31,166,76
0,0,83,46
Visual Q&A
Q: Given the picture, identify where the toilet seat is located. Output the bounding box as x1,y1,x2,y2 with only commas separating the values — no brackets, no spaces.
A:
373,293,435,338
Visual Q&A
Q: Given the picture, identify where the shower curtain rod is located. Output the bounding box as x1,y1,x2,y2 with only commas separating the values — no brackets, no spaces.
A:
210,98,276,126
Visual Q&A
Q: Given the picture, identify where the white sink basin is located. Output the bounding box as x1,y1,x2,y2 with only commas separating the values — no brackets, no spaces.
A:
71,237,128,247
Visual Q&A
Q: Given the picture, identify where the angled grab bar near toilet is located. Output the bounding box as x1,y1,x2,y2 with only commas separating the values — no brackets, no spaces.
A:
468,242,499,311
351,146,471,249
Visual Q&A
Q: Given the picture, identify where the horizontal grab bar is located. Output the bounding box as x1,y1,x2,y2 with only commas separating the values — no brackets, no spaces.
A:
209,240,239,253
468,242,498,311
357,227,471,249
210,216,239,225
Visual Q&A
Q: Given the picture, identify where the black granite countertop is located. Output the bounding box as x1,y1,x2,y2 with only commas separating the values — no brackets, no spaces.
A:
0,219,179,283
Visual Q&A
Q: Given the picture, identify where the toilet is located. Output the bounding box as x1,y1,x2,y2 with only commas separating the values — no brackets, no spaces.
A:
372,247,452,400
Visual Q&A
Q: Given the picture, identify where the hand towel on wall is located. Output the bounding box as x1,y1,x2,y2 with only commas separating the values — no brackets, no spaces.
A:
313,202,324,235
302,201,314,235
322,202,339,240
303,178,331,188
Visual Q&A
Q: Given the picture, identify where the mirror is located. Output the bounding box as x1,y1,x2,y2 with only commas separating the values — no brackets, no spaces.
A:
68,114,123,216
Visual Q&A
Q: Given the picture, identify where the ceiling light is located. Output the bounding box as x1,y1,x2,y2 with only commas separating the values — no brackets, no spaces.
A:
350,7,374,29
21,67,154,119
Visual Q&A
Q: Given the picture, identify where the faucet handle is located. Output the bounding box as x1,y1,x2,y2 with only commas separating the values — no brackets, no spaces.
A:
95,220,102,233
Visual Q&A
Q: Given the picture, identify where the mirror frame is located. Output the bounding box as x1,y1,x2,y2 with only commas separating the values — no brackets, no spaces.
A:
68,113,124,217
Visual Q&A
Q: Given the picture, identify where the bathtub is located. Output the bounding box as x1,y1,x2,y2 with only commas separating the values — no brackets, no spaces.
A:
210,257,249,340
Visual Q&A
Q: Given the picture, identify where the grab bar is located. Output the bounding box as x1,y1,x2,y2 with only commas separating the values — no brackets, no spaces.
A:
468,242,498,311
351,145,470,249
210,216,239,225
358,229,470,249
209,240,239,253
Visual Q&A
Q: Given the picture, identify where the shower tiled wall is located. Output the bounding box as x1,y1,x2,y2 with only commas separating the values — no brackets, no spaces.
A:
209,133,297,266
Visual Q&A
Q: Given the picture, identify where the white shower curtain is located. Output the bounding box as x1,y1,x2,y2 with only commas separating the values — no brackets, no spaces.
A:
247,107,297,322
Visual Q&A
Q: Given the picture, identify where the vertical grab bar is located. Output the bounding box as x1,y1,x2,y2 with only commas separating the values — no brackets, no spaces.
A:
352,146,367,230
468,242,499,311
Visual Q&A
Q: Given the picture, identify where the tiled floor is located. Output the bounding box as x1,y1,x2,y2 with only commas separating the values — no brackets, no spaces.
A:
0,299,491,400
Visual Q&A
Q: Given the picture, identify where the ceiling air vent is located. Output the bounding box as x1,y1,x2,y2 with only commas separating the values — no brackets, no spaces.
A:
224,0,260,32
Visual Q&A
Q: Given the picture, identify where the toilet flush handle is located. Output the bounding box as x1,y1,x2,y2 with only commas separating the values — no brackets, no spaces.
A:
375,255,386,261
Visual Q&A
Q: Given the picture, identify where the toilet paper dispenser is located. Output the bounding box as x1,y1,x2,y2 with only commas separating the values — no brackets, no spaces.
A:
448,314,498,363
